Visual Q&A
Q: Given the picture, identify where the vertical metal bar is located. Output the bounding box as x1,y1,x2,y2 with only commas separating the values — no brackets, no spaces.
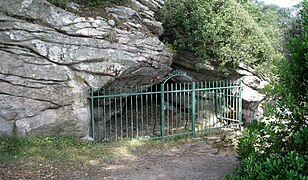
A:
192,82,196,137
221,81,226,122
201,82,205,130
160,83,165,143
212,81,215,128
196,82,202,130
184,83,186,132
203,82,207,130
179,83,182,133
120,90,123,139
146,87,149,135
239,80,243,129
230,80,233,121
109,87,112,142
130,87,133,139
150,86,153,135
235,81,238,124
90,88,95,142
135,85,138,137
226,80,229,125
156,84,159,136
141,85,144,137
125,94,128,139
175,83,178,134
226,81,231,125
232,80,236,121
103,89,107,142
171,83,174,136
114,85,117,141
166,84,169,136
186,83,191,131
97,90,101,142
150,86,156,135
221,81,224,122
219,81,222,126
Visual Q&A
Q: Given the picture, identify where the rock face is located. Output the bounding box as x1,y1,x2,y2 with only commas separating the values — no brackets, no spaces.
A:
0,0,268,137
0,0,172,136
172,51,268,124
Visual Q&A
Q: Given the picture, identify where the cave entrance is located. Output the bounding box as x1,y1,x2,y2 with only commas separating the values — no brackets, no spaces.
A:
89,70,243,143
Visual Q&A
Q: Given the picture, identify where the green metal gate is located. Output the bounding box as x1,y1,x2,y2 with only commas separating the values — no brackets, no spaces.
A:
90,72,242,143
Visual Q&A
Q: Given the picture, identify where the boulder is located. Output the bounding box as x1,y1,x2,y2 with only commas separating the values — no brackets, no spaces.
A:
0,0,172,137
241,84,265,122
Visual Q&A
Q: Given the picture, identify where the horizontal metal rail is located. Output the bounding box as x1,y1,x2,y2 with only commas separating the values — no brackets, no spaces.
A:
91,86,241,99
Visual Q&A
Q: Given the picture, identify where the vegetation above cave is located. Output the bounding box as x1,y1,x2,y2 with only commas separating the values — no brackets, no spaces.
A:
158,0,287,73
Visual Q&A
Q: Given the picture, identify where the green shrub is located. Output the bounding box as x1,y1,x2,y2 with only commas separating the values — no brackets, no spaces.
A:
228,150,308,179
236,120,265,161
227,121,308,179
228,2,308,178
159,0,282,70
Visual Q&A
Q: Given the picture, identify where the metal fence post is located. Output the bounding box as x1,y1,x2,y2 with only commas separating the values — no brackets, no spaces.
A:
90,88,95,142
239,80,243,130
160,83,165,143
192,82,196,138
215,81,218,119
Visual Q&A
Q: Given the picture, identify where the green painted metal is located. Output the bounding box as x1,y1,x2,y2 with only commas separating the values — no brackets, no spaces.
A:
103,89,106,141
120,89,123,139
114,85,117,141
89,79,243,143
162,70,193,84
97,90,101,141
160,83,165,143
238,80,243,130
90,88,94,141
191,82,196,138
130,87,133,139
141,86,144,137
109,87,112,142
215,81,218,120
135,85,138,137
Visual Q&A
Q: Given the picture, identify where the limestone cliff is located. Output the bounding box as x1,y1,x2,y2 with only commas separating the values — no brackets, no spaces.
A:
0,0,172,136
0,0,267,137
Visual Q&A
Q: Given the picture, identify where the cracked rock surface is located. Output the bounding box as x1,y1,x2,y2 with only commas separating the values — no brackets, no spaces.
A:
0,0,172,136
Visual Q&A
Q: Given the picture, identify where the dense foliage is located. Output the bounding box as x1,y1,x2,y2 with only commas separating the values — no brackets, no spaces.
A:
227,0,308,179
227,121,308,179
159,0,283,70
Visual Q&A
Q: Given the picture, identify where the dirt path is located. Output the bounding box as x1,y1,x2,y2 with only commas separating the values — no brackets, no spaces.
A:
1,138,238,180
105,141,238,180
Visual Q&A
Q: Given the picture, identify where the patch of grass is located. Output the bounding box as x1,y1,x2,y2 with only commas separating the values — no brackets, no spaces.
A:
0,135,22,162
0,130,233,166
0,135,94,164
0,135,189,166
